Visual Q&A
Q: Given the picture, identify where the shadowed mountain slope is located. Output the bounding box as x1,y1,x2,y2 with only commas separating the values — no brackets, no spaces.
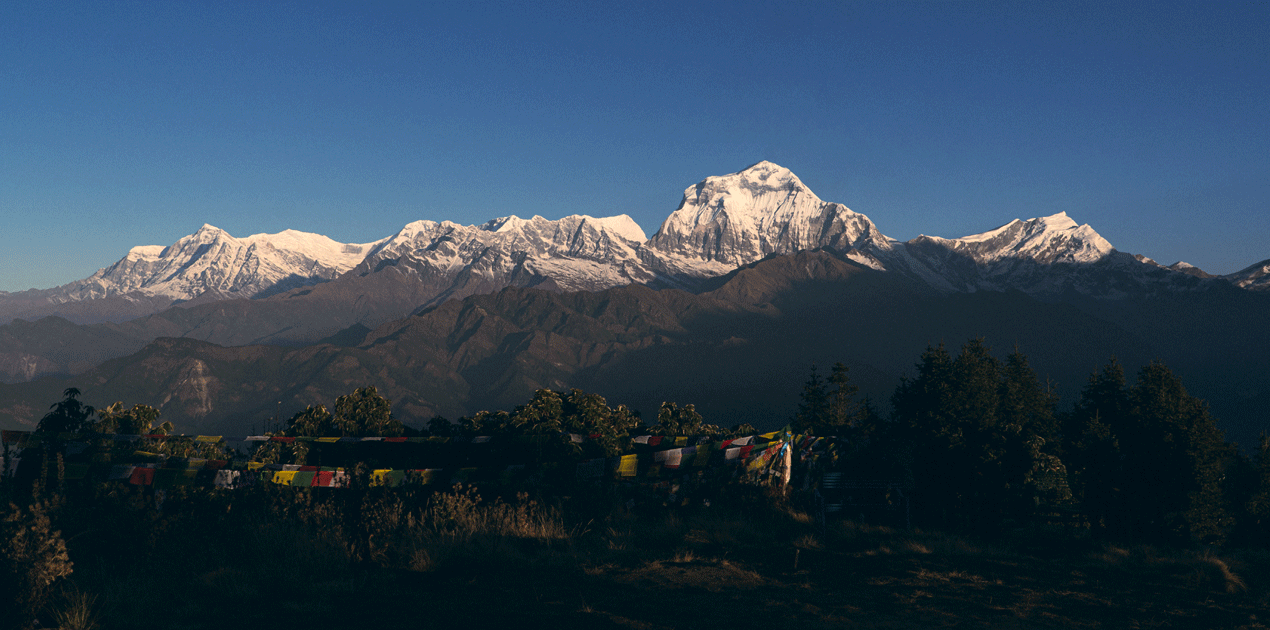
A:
2,250,1180,442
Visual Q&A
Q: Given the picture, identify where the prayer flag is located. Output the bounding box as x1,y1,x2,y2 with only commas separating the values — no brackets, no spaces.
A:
618,454,638,477
214,470,239,488
128,467,155,485
194,435,222,443
695,444,711,467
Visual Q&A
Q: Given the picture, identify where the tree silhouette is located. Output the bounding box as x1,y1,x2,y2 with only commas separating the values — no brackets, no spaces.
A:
36,388,95,434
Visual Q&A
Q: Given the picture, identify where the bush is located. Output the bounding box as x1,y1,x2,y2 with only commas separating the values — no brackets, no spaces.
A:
1,499,73,628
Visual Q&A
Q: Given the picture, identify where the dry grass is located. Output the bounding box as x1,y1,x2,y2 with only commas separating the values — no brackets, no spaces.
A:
33,485,1270,630
50,588,99,630
1091,544,1252,595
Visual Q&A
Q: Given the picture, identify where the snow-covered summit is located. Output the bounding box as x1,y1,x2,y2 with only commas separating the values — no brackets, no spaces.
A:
59,225,384,302
8,161,1253,327
913,212,1115,266
361,213,655,296
1224,259,1270,291
644,161,892,275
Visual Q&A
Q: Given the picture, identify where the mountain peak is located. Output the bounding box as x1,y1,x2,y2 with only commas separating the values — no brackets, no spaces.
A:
194,223,229,235
645,162,886,269
1036,211,1077,229
584,214,647,243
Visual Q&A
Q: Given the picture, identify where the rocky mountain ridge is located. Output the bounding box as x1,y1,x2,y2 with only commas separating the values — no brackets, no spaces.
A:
3,161,1261,329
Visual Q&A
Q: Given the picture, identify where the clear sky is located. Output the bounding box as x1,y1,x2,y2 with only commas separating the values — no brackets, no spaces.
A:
2,0,1267,292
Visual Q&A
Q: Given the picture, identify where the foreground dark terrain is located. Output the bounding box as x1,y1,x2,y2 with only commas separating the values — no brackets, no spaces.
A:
4,480,1268,630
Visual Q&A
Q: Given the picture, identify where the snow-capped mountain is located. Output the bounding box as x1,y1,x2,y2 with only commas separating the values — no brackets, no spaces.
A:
642,161,893,279
895,212,1142,295
59,224,385,302
362,213,652,299
1225,259,1270,291
2,161,1261,330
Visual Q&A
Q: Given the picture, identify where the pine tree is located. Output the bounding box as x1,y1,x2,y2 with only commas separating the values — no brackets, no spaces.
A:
1123,361,1232,543
892,343,961,528
949,338,1007,529
793,364,828,433
825,362,861,431
997,348,1067,518
1245,434,1270,542
1064,359,1130,536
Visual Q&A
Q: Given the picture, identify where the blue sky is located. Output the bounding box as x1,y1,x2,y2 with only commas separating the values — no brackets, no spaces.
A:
2,0,1267,292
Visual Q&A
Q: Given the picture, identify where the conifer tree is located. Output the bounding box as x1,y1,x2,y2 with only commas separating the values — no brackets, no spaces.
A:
825,362,861,431
1123,361,1232,543
949,338,1007,528
1064,359,1130,536
892,343,961,527
998,349,1068,516
1245,434,1270,541
793,364,828,433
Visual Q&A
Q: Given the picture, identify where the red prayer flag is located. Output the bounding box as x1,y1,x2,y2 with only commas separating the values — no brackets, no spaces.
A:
128,467,155,485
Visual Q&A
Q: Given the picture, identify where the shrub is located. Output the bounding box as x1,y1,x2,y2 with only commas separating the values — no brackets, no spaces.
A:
1,499,73,628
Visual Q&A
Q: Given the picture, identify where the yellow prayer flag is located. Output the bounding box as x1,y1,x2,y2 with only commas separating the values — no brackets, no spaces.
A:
248,462,264,471
316,437,340,443
673,436,688,447
194,435,222,443
370,469,391,486
695,444,711,467
618,454,638,478
272,471,298,485
759,431,780,440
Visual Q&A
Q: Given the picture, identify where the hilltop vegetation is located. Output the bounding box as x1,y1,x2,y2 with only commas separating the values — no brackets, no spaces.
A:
3,341,1270,629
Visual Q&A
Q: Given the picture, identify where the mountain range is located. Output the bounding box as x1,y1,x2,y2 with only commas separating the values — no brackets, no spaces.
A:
0,162,1266,449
